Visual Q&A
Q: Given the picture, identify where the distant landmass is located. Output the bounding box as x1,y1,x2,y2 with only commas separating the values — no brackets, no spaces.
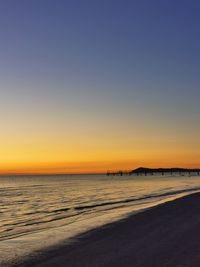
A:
107,167,200,176
131,167,200,174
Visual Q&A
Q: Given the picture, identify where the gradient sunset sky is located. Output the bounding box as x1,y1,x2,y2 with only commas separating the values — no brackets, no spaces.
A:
0,0,200,174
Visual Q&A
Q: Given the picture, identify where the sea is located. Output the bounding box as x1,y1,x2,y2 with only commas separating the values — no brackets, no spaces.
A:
1,173,200,266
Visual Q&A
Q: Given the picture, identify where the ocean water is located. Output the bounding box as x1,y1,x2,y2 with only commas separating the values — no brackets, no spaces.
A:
1,174,200,266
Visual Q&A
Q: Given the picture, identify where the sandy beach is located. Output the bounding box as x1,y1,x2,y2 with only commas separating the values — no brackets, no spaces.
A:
14,192,200,267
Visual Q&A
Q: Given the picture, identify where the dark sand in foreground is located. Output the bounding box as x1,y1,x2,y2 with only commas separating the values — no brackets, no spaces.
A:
17,193,200,267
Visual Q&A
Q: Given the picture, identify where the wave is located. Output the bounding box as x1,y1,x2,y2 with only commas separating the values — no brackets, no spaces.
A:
53,186,200,213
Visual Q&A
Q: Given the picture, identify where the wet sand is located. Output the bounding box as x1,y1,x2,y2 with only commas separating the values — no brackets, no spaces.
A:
17,192,200,267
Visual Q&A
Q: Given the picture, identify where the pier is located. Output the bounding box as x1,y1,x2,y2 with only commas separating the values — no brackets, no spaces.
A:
107,167,200,177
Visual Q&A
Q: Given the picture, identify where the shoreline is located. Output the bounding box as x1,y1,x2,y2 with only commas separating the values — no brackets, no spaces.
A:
12,192,200,267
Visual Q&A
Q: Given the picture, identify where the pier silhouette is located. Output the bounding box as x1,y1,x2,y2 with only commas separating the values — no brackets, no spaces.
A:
107,167,200,177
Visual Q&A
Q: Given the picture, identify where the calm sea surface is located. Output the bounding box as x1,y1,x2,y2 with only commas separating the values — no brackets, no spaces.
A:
1,174,200,265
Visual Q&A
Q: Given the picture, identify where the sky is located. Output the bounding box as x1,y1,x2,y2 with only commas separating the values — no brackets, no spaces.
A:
0,0,200,174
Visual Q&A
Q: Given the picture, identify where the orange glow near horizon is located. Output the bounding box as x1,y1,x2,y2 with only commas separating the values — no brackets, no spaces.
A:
0,130,200,174
0,137,199,174
0,157,199,175
0,96,199,175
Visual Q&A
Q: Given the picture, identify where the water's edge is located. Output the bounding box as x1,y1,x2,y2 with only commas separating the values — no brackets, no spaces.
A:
9,191,200,267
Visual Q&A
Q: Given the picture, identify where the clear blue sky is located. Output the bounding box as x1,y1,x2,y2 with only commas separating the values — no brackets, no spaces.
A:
0,0,199,173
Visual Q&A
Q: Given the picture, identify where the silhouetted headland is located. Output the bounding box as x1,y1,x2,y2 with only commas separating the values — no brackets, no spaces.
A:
107,167,200,176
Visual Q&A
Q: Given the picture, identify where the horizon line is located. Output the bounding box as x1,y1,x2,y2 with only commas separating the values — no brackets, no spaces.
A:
0,166,200,176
